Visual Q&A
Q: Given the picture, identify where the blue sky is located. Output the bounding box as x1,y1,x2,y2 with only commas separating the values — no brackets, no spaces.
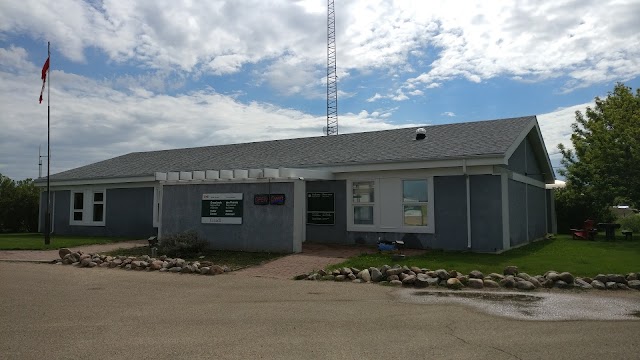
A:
1,0,639,180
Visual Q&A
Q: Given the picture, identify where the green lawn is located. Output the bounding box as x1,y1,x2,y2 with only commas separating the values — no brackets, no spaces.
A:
330,235,640,277
103,246,283,270
0,233,136,250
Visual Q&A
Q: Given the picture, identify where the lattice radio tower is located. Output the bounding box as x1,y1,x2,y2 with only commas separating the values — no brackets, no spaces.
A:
326,0,338,135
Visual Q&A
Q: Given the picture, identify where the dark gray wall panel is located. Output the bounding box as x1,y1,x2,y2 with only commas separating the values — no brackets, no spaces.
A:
48,188,156,238
528,185,547,240
306,180,347,244
509,180,528,246
507,137,544,181
161,182,294,253
470,175,504,252
433,176,468,251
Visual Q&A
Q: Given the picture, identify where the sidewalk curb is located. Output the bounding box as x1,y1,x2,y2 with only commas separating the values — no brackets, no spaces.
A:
0,259,54,264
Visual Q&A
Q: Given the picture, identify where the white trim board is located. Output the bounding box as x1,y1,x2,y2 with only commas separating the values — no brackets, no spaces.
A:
35,176,156,188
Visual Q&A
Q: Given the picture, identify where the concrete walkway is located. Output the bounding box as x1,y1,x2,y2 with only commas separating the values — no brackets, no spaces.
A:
0,240,148,262
235,243,426,279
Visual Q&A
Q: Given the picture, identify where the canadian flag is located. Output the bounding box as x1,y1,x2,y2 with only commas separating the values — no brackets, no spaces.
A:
39,57,49,104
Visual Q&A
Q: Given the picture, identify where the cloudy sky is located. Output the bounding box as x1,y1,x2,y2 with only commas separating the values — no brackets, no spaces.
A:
1,0,639,180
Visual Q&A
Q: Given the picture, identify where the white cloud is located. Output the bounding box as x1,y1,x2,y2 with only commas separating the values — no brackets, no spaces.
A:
441,111,455,117
366,93,383,102
0,50,409,180
2,0,637,97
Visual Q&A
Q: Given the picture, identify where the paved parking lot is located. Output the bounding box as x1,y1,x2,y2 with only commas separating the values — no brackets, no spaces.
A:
1,262,639,360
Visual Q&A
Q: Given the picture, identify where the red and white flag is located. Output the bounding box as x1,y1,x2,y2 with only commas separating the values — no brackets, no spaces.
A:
39,57,49,104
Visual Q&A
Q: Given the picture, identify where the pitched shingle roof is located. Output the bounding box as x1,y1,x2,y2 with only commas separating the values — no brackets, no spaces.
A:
45,116,536,181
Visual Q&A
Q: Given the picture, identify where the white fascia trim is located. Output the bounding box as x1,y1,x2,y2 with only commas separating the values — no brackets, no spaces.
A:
530,117,555,182
44,181,158,192
493,167,546,189
160,178,296,186
35,176,156,188
325,157,504,174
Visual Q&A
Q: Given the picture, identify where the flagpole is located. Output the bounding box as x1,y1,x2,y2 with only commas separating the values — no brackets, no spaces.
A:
45,41,51,245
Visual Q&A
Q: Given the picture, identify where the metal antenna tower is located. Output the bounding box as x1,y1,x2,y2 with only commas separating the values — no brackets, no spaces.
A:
326,0,338,135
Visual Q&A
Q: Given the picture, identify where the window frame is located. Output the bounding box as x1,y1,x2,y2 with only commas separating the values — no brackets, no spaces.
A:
349,180,377,228
402,179,429,227
69,189,106,226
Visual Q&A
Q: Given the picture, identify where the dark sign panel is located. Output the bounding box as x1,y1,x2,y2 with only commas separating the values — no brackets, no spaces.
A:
307,192,335,225
201,193,243,224
254,194,286,205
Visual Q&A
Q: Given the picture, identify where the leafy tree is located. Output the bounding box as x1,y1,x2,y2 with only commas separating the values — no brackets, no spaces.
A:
0,173,40,232
557,83,640,227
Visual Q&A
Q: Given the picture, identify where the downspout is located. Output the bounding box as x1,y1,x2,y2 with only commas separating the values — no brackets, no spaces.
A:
464,160,472,249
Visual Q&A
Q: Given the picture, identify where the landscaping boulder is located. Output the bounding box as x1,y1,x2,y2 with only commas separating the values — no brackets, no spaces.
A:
335,275,346,282
591,280,606,290
503,266,518,276
446,278,463,290
387,275,399,282
558,272,575,284
626,273,638,281
468,270,484,279
554,280,570,289
199,267,210,275
627,280,640,290
499,278,515,288
517,272,532,282
210,265,225,275
488,273,504,281
402,275,416,285
386,268,404,277
528,277,541,288
58,248,72,259
347,273,357,281
389,280,403,287
80,258,92,267
467,278,484,289
370,268,383,282
426,277,440,287
414,276,430,288
410,266,423,274
574,278,592,290
435,269,450,280
607,274,626,284
321,275,335,281
358,269,371,282
516,281,535,291
594,274,608,283
546,272,560,282
483,280,499,288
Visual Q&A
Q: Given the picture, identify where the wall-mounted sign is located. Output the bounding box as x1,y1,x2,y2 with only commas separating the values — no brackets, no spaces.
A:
201,193,243,224
254,194,286,205
307,192,335,225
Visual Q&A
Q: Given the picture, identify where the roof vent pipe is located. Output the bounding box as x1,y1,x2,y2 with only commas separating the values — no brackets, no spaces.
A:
415,128,426,140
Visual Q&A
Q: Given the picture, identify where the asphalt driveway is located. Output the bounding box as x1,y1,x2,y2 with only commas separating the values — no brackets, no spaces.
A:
1,262,639,360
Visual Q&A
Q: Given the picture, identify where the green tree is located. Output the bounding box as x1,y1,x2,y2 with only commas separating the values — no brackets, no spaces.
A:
557,83,640,227
0,173,40,232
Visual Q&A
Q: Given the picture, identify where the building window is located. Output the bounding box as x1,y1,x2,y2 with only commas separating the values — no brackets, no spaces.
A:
403,180,428,226
352,181,374,225
73,192,83,221
70,190,106,226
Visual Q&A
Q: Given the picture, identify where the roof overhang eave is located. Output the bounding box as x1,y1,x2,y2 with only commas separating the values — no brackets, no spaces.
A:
34,175,156,188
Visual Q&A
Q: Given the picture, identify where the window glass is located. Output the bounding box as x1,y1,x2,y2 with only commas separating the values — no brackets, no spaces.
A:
353,206,374,225
93,192,104,202
73,192,84,210
353,181,374,203
403,180,428,202
93,204,104,222
403,205,428,226
73,211,83,221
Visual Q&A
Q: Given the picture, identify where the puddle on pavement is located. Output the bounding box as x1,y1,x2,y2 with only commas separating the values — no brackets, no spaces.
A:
399,289,640,321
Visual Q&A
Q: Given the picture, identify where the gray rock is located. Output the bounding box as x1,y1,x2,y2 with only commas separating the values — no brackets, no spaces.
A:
435,269,450,280
389,280,403,287
210,265,225,275
140,255,150,261
594,274,608,283
62,254,74,265
175,259,186,267
332,269,341,276
386,268,404,276
446,278,463,290
439,280,448,287
370,268,383,282
124,264,132,270
517,272,532,281
627,280,640,290
318,269,327,276
499,278,516,288
293,274,308,280
347,273,357,280
321,275,335,281
626,273,638,281
402,275,416,285
306,273,321,280
380,265,391,275
616,283,630,290
87,261,97,268
427,277,440,286
574,278,593,289
528,277,541,288
131,260,142,268
58,248,72,259
449,270,459,278
199,267,210,275
410,266,423,274
607,274,626,284
503,266,518,276
149,261,163,271
180,266,193,274
558,272,575,284
606,281,617,289
99,262,109,268
591,280,606,290
80,258,92,267
335,275,346,281
541,279,555,288
469,270,484,279
457,275,469,285
554,280,570,289
546,272,560,282
516,281,535,291
488,273,504,281
169,267,182,273
159,268,168,272
581,277,593,284
358,269,371,282
387,275,399,282
341,267,353,276
415,277,429,288
350,268,361,275
352,279,364,284
483,280,500,288
467,278,484,289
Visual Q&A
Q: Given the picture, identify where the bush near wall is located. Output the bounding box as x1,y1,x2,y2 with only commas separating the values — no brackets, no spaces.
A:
620,215,640,233
158,230,208,258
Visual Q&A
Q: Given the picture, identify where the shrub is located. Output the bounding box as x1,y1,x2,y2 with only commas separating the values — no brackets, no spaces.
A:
619,214,640,233
158,230,208,257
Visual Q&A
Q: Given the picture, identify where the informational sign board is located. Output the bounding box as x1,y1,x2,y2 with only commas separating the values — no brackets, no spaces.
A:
307,192,335,225
201,193,243,224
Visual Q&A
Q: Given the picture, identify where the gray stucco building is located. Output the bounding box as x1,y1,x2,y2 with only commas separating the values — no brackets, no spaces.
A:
37,116,556,253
